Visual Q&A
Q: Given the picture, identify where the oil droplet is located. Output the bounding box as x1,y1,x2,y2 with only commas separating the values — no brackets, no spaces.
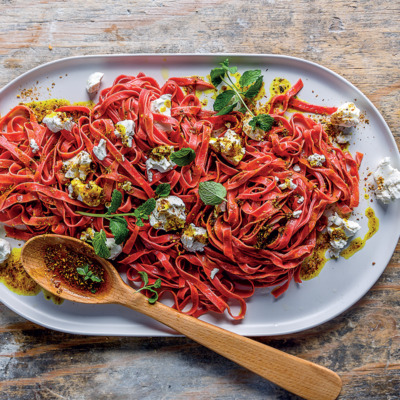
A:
364,193,370,200
161,67,169,81
41,288,64,305
270,77,291,97
341,207,379,259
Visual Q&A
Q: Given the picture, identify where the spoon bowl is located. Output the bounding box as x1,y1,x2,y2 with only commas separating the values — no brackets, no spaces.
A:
21,234,342,400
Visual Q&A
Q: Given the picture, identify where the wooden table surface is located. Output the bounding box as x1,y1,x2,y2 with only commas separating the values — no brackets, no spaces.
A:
0,1,399,399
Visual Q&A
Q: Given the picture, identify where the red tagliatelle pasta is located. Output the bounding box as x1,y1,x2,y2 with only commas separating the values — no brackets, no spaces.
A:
0,72,362,319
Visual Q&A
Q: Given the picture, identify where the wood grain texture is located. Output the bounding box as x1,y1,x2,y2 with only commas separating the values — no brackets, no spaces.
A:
0,0,399,399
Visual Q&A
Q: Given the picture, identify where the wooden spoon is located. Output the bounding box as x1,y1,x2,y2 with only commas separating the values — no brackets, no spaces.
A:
21,234,341,400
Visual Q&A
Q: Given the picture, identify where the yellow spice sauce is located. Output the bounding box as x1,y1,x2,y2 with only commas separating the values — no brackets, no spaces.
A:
300,233,331,281
0,248,63,304
269,77,291,97
340,207,379,259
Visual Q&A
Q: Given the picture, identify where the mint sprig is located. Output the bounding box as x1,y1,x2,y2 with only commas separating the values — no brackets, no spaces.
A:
198,181,227,205
76,264,102,283
210,59,274,132
78,192,157,256
136,271,162,304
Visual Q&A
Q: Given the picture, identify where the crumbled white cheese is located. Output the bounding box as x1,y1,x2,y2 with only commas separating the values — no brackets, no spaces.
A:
93,139,108,161
114,120,135,147
151,94,172,117
308,153,326,167
145,145,176,182
297,196,304,204
149,196,187,231
80,227,96,241
0,238,11,263
105,238,122,260
209,129,245,166
63,151,92,180
181,223,208,252
210,268,219,279
279,178,297,190
43,112,74,133
242,114,267,141
327,213,361,258
292,210,302,219
293,164,301,172
30,139,39,154
121,181,132,192
374,157,400,204
274,176,280,182
86,72,104,94
330,102,360,127
68,178,103,207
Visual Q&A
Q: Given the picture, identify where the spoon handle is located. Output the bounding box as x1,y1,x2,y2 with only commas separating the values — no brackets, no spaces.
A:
113,287,342,400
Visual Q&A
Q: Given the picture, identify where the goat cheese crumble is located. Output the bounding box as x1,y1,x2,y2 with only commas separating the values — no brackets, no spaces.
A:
327,213,361,258
151,94,172,117
145,145,176,182
0,238,11,263
308,153,326,167
43,112,74,133
149,196,186,231
30,139,40,154
114,120,135,147
86,72,104,94
330,102,360,127
181,224,208,252
93,139,108,161
63,151,92,180
209,129,245,166
374,157,400,204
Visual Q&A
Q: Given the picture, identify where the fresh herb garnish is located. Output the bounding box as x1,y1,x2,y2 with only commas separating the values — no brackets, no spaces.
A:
198,181,227,205
248,114,274,132
77,191,156,255
133,198,156,227
76,264,102,283
170,147,196,166
135,271,162,304
210,58,274,131
155,183,171,198
92,230,111,259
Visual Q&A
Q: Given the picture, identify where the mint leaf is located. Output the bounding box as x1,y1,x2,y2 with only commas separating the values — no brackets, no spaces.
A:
147,289,159,304
109,217,129,245
213,90,236,112
92,230,111,259
77,267,86,276
155,183,171,198
170,148,196,166
133,198,156,226
244,75,263,99
238,106,247,114
249,114,275,132
138,271,149,286
198,181,227,205
210,67,226,87
91,275,101,283
239,70,261,87
215,104,236,116
153,278,162,289
107,190,123,214
220,59,237,74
